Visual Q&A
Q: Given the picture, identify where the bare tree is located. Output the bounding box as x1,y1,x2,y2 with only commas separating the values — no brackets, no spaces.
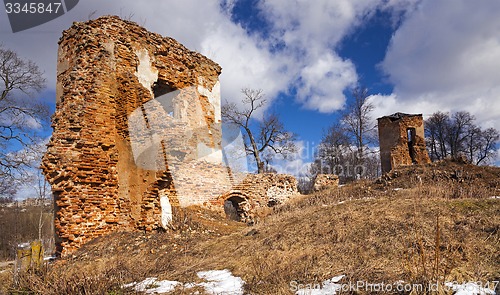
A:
0,195,14,204
0,46,48,194
26,141,52,241
464,124,482,164
0,177,17,198
221,88,297,173
341,87,376,158
315,124,350,168
425,111,450,160
35,169,51,241
312,121,380,183
472,127,499,165
0,140,54,260
309,87,379,183
425,110,499,165
447,111,475,158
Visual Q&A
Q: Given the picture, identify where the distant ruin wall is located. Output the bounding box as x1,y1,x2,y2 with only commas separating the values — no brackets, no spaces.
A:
313,174,339,191
42,16,224,255
377,113,431,174
216,173,299,223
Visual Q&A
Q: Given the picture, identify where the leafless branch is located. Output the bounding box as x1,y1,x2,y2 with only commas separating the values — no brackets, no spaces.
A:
0,46,48,195
221,88,296,173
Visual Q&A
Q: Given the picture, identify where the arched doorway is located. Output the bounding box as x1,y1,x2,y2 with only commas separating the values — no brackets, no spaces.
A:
224,195,248,222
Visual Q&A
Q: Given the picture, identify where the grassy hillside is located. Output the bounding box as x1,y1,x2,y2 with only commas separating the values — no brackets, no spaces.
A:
3,161,500,294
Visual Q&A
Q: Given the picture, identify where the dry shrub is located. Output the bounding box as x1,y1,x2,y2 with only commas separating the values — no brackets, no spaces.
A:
14,264,124,295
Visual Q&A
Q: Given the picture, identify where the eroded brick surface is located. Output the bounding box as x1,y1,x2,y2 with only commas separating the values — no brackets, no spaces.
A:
42,16,223,255
377,113,431,174
216,173,299,223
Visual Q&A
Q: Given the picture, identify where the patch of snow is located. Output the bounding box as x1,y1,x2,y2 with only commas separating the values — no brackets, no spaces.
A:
17,242,30,248
197,269,245,295
490,196,500,199
296,275,345,295
183,282,197,289
123,277,180,294
122,269,244,295
145,280,180,294
123,277,155,291
393,188,403,191
444,282,496,295
136,278,159,292
43,256,57,261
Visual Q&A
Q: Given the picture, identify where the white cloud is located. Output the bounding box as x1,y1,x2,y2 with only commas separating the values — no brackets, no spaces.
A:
269,140,315,176
254,0,421,113
0,0,298,116
0,0,424,116
380,0,500,130
258,0,377,50
200,24,289,114
257,0,377,112
368,93,442,121
3,0,498,134
6,138,50,200
297,53,357,112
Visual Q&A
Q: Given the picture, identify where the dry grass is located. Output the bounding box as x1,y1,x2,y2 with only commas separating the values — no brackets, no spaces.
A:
4,162,500,294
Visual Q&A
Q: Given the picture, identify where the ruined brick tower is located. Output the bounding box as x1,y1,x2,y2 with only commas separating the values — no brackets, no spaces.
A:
377,113,431,174
42,16,227,255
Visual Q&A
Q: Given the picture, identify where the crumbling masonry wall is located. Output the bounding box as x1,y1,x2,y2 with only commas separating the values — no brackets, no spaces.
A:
377,113,431,174
42,16,226,255
217,173,298,223
312,174,339,191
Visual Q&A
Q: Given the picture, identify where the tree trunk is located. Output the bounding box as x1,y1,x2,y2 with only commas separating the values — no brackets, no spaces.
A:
246,127,264,174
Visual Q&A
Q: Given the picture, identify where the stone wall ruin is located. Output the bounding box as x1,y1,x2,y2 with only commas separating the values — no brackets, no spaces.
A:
377,113,431,174
218,173,298,223
42,16,230,255
312,174,339,191
42,16,300,256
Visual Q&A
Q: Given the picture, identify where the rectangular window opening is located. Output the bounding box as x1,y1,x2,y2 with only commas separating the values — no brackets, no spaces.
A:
153,80,177,117
407,127,417,163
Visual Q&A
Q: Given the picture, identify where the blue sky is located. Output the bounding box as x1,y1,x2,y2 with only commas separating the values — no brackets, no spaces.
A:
224,1,394,156
1,0,500,180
